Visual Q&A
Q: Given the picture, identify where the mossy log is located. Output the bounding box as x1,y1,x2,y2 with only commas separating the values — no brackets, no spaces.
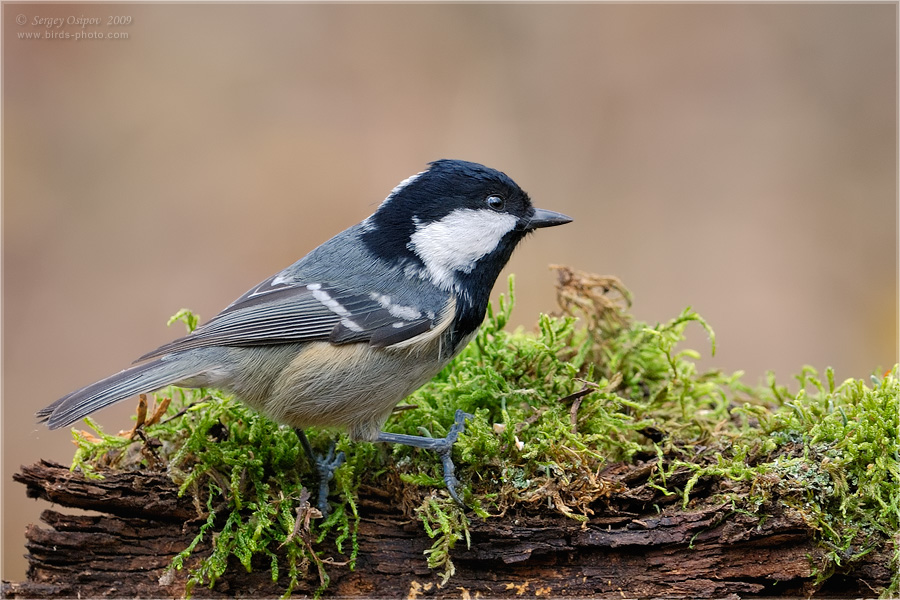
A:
4,460,892,598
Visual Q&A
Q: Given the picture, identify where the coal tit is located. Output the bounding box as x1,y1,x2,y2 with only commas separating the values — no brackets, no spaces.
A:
38,159,572,506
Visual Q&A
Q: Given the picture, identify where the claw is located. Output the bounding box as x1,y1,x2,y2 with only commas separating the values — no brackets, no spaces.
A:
295,430,346,516
295,410,472,513
377,409,473,506
314,442,346,514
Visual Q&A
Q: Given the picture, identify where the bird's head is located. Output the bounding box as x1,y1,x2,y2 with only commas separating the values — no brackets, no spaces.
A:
362,160,571,300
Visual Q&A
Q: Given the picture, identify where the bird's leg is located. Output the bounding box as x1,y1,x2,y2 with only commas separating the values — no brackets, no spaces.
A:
294,428,345,516
375,409,472,506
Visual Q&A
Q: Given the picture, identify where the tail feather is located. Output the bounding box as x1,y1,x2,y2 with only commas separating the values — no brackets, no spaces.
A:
38,358,209,430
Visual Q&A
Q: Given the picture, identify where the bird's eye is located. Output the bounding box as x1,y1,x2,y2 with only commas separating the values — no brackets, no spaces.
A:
486,195,505,211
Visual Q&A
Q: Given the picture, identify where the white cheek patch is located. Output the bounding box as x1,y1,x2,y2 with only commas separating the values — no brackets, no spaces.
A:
408,208,518,288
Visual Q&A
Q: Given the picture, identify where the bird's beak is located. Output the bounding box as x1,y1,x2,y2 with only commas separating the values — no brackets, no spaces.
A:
527,208,573,230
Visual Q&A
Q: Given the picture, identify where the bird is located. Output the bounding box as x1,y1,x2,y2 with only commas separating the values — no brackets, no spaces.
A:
37,159,572,509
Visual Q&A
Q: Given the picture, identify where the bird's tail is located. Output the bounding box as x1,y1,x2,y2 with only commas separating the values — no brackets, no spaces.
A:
37,357,210,430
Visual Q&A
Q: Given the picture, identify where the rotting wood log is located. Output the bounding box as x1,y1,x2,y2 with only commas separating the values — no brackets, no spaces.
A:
3,460,893,598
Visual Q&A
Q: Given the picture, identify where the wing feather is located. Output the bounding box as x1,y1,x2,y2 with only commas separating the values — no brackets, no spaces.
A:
138,273,450,360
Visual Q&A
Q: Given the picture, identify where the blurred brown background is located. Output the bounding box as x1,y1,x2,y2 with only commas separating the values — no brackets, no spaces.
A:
3,3,896,581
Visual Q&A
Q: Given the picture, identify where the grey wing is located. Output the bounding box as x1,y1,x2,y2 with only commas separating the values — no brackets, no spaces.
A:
137,273,446,361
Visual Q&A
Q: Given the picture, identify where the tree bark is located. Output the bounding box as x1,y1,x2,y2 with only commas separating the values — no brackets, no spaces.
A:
3,460,893,598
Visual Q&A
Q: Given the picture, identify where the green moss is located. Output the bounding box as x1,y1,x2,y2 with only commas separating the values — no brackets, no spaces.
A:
69,268,898,597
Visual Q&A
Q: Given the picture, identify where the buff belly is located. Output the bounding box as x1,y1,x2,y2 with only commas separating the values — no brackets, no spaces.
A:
220,340,452,441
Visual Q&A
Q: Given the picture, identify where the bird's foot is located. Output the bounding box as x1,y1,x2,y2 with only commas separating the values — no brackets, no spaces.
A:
376,409,473,506
295,429,346,516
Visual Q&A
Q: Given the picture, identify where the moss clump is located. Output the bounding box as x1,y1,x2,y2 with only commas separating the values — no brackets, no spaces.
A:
70,267,898,597
728,366,899,587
